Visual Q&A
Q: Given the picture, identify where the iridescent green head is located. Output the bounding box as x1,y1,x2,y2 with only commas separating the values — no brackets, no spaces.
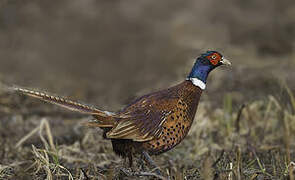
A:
188,51,231,83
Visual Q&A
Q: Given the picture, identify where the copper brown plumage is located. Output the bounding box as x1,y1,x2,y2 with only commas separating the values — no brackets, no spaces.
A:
13,50,231,174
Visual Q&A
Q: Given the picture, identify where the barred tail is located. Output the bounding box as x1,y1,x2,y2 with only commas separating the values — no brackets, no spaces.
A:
13,87,114,118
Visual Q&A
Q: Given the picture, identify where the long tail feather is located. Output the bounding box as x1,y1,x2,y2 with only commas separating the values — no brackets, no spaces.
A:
84,121,114,128
13,87,114,117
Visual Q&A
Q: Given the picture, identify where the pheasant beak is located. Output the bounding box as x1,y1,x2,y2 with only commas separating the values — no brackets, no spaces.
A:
220,57,231,66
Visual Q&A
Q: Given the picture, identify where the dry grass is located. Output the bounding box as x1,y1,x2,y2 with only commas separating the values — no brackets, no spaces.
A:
1,1,295,179
0,84,294,180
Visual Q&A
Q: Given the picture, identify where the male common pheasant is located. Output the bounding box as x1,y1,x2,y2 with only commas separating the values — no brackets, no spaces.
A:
14,51,231,173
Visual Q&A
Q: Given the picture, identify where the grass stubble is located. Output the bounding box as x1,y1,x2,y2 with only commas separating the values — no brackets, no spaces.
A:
0,82,295,179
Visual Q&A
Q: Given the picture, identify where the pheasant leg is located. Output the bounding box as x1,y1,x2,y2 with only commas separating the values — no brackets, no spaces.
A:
142,151,162,175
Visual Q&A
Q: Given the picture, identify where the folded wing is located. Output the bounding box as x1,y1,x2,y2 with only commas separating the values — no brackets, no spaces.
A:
107,93,178,142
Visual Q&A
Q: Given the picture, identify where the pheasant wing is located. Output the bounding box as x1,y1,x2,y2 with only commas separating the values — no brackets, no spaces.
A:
106,94,179,142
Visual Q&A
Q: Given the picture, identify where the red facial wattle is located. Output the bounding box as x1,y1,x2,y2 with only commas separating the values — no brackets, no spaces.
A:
206,53,222,65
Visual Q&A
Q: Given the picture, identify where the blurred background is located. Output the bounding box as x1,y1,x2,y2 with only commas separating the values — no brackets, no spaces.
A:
1,0,294,110
1,0,295,179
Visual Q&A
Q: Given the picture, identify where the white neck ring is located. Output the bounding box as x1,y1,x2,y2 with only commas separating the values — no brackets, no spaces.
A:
186,77,206,90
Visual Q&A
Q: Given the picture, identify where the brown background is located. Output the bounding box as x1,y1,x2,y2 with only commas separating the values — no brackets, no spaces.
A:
0,0,294,111
0,1,295,179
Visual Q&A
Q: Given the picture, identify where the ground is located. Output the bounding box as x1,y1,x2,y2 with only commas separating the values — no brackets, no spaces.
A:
1,62,295,179
1,0,295,179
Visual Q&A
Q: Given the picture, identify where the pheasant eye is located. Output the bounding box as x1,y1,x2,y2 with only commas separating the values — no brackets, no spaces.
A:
211,55,217,59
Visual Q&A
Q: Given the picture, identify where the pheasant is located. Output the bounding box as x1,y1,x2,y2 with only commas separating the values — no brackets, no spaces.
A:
14,51,231,173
